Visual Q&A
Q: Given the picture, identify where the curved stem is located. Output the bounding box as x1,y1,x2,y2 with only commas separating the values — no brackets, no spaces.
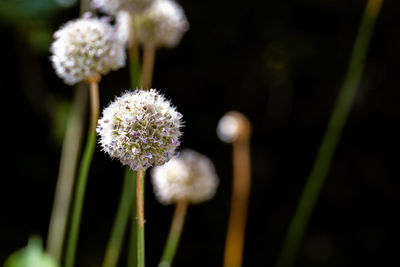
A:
140,44,156,89
159,199,189,267
102,169,136,267
224,139,251,267
276,1,383,266
46,85,87,262
136,170,146,267
64,77,100,267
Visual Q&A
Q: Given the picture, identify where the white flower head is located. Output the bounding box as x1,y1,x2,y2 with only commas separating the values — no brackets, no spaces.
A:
51,13,126,85
134,0,189,48
217,111,251,143
97,89,183,170
92,0,155,15
151,149,219,204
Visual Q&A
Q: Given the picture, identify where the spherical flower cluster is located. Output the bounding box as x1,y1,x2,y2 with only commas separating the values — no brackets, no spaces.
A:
134,0,189,48
97,89,183,170
51,14,126,85
151,149,219,204
92,0,155,15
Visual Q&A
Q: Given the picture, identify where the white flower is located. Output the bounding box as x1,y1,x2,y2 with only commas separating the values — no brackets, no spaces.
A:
97,89,183,170
92,0,155,15
50,13,126,85
217,111,251,143
134,0,189,48
151,149,219,204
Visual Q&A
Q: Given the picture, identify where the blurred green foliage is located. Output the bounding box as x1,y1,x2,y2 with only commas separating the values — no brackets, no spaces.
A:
4,236,59,267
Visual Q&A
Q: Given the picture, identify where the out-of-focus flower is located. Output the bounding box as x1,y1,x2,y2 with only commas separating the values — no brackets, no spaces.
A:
134,0,189,48
151,149,219,204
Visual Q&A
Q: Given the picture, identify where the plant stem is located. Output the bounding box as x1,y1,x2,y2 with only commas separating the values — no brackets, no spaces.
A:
46,84,87,262
64,76,100,267
102,168,136,267
140,44,156,89
136,170,146,267
159,199,188,267
129,25,141,89
276,1,383,267
224,134,251,267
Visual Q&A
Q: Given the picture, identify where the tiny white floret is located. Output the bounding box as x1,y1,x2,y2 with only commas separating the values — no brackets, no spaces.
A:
151,149,219,204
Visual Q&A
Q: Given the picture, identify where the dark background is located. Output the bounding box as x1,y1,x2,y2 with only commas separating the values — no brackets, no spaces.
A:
1,0,399,266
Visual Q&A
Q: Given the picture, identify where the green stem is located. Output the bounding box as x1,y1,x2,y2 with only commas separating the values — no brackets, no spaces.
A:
46,85,87,262
64,131,96,267
129,30,141,89
136,170,146,267
102,168,137,267
276,1,383,267
159,199,188,267
127,172,137,267
64,77,100,267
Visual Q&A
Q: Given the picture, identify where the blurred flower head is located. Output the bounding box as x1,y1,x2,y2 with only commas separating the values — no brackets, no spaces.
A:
217,111,251,143
97,89,183,170
134,0,189,48
92,0,155,15
50,13,126,85
151,149,219,204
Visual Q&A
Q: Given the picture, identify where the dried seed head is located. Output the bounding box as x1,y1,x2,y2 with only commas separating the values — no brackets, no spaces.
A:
50,13,126,85
134,0,189,48
97,89,183,171
92,0,155,15
151,149,219,204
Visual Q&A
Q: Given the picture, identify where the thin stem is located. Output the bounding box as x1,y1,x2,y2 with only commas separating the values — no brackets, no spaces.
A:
136,170,146,267
224,138,251,267
276,1,383,267
46,85,87,262
159,199,189,267
64,77,100,267
101,168,136,267
140,44,156,89
127,174,137,267
129,24,141,89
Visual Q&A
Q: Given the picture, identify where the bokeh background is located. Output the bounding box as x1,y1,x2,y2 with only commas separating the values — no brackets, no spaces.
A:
1,0,399,266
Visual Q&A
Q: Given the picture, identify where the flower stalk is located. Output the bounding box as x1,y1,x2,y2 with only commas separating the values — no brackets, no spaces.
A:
140,44,156,89
159,199,188,267
275,1,384,266
64,76,100,267
218,111,251,267
46,84,87,262
136,170,146,267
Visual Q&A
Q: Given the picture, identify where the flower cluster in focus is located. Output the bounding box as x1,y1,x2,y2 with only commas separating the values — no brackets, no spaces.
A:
50,14,126,85
151,149,219,204
97,89,183,170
